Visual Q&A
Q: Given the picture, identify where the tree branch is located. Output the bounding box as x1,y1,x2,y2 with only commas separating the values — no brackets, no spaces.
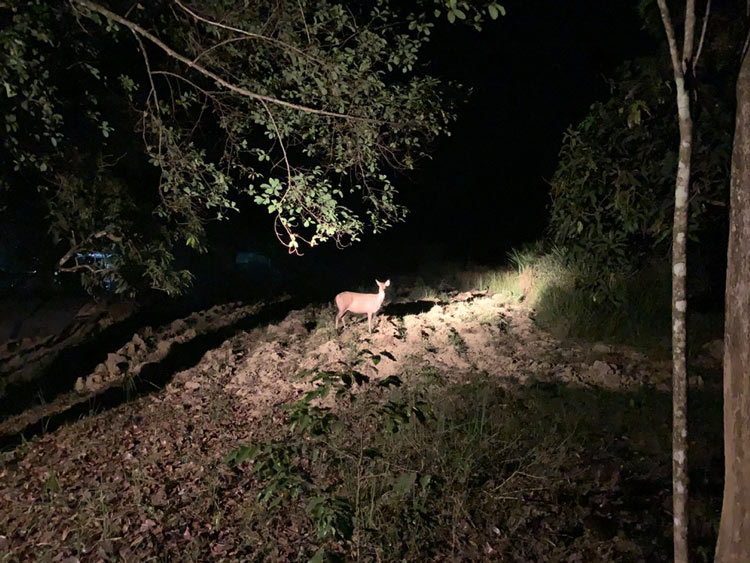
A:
656,0,684,78
59,263,110,274
58,230,123,268
132,31,164,160
693,0,711,70
683,0,697,68
173,0,322,65
69,0,377,122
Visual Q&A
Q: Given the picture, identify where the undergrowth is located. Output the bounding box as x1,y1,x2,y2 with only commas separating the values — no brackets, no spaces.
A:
226,353,721,562
416,243,723,355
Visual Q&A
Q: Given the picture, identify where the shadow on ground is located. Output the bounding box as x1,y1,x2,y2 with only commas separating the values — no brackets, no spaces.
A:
384,300,440,317
0,297,308,450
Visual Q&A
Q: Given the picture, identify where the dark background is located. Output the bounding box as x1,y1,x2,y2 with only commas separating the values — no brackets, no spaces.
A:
0,0,660,299
202,0,657,290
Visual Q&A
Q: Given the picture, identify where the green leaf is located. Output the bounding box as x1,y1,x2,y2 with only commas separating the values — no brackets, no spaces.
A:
412,406,427,424
378,375,402,388
392,471,417,495
380,350,397,361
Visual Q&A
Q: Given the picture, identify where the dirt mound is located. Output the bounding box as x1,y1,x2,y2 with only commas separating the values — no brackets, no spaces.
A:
0,290,723,561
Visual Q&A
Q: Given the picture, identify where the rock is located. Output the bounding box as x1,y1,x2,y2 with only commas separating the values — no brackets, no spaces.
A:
592,342,613,354
170,319,187,333
622,349,645,361
589,360,620,388
231,372,250,386
105,353,127,375
150,488,167,507
156,340,172,357
85,376,102,393
185,381,201,391
132,333,147,351
74,377,85,394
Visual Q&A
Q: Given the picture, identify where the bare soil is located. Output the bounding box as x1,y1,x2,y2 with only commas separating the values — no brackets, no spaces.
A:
0,291,723,561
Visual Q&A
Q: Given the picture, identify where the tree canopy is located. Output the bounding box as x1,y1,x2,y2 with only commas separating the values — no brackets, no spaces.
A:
1,0,502,295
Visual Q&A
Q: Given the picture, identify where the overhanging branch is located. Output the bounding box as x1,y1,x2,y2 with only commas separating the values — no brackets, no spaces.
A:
58,230,123,267
173,0,323,65
69,0,378,123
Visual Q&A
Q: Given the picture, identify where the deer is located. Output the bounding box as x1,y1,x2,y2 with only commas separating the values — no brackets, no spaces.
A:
334,279,390,333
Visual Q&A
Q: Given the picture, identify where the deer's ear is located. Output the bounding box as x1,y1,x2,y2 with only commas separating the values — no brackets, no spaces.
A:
375,279,380,285
385,280,390,287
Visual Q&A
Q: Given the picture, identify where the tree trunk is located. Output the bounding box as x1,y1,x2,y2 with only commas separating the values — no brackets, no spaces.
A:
655,1,695,560
670,75,692,563
715,44,750,563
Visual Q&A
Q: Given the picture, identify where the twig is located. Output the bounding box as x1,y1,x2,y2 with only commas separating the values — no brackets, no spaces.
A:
174,0,322,64
70,0,379,122
58,230,123,268
656,0,683,78
693,0,711,70
682,0,697,70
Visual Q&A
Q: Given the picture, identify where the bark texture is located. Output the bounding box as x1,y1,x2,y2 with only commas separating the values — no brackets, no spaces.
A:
715,45,750,563
655,1,695,560
670,86,691,563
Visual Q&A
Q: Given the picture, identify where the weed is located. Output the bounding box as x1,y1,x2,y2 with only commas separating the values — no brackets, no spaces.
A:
448,327,468,357
394,317,407,340
443,245,720,355
225,368,715,561
122,373,138,401
408,285,438,301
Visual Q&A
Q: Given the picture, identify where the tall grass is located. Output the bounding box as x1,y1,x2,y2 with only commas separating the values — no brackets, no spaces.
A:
411,242,722,354
532,263,673,349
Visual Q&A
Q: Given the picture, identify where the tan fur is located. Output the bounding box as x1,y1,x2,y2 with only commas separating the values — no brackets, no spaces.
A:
335,279,390,333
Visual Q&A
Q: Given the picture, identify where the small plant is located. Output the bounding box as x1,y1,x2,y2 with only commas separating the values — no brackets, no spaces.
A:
448,327,469,357
408,284,438,301
394,317,408,340
122,373,139,401
42,471,61,497
226,347,431,560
